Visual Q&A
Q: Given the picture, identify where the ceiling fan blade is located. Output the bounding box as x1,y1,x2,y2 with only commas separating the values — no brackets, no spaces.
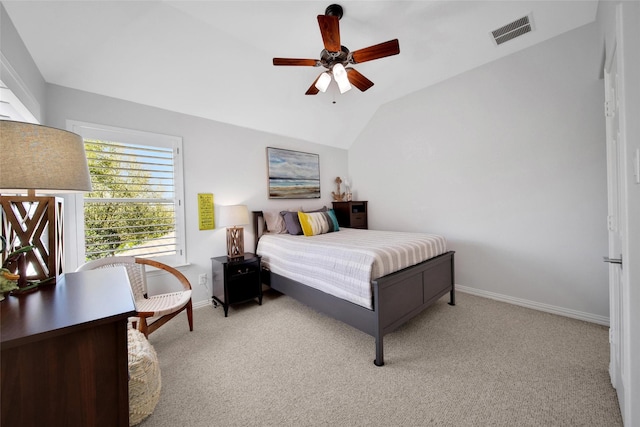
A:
305,74,321,95
351,39,400,64
346,68,374,92
317,15,340,52
273,58,319,66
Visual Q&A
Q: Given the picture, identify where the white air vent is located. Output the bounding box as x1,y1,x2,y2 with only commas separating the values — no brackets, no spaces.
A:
491,15,533,45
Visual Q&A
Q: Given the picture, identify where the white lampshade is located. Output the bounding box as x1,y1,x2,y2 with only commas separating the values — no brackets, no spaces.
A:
332,64,352,94
0,120,92,194
218,205,250,228
315,72,332,93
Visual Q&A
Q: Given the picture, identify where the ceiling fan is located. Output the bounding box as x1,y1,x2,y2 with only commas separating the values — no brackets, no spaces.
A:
273,4,400,95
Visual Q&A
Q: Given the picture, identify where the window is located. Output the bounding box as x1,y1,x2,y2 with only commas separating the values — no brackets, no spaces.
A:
69,121,186,266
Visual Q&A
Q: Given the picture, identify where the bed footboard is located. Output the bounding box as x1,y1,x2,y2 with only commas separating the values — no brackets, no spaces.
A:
372,251,455,366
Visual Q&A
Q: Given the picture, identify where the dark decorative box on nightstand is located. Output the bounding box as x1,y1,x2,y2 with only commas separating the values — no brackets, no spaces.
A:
211,253,262,317
332,201,368,229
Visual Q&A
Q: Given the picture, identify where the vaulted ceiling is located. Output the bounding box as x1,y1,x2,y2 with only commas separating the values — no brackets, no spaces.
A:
2,1,599,149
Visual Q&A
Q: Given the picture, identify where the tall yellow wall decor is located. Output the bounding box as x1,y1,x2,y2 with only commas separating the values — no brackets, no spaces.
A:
198,193,214,230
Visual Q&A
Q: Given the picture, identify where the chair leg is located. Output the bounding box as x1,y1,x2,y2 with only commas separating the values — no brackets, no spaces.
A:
187,300,194,332
138,317,149,338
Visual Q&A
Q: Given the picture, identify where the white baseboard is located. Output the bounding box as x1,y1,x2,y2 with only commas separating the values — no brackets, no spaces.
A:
456,285,610,326
193,299,213,310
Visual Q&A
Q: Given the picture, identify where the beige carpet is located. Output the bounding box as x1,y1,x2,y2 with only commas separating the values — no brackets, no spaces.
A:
140,291,622,426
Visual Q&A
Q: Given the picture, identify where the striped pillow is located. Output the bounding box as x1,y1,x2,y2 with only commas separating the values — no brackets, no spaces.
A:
298,210,340,236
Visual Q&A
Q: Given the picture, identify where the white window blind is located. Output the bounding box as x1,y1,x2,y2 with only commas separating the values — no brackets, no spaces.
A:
69,121,186,266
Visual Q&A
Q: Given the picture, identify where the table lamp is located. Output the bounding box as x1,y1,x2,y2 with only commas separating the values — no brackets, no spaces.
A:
0,120,92,291
218,205,250,258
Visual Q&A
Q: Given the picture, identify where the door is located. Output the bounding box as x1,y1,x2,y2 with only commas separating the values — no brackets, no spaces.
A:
604,42,627,415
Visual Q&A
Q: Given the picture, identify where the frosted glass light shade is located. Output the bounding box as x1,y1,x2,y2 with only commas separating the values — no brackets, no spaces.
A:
315,72,332,92
332,64,352,94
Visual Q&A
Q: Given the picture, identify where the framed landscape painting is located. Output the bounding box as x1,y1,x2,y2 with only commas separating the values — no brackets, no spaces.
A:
267,147,320,199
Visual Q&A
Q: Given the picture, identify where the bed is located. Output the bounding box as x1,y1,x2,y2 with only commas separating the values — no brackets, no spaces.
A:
252,211,455,366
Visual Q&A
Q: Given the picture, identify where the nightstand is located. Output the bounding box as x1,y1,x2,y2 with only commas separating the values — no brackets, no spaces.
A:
332,201,368,229
211,253,262,317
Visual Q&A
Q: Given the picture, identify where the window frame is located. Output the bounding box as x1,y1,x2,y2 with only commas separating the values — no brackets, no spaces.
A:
68,120,186,267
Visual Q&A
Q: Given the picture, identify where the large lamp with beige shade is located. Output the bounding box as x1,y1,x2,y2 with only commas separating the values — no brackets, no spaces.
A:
0,120,92,291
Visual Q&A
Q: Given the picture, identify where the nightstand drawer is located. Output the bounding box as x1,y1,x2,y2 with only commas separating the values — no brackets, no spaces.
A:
351,214,366,227
228,263,259,280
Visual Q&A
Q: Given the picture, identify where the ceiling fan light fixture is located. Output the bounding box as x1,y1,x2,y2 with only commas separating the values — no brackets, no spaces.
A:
273,4,399,96
315,72,332,92
332,63,352,93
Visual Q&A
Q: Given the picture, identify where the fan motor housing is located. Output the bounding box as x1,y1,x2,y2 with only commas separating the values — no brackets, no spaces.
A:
320,46,350,69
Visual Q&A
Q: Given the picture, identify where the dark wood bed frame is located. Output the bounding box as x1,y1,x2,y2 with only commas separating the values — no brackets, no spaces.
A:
253,211,455,366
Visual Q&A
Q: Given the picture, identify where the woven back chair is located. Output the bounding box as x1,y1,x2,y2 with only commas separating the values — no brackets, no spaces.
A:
76,256,193,337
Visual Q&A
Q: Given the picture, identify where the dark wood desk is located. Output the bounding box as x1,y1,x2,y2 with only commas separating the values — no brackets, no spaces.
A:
1,267,136,427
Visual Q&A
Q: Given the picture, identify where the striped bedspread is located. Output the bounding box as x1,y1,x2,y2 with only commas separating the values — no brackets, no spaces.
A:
257,228,447,310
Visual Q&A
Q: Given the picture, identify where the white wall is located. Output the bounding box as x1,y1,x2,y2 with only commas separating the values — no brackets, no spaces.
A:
43,84,348,307
0,3,46,122
349,23,608,321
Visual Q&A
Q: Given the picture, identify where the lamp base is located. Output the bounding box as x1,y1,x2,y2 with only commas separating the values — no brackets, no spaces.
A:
226,226,245,258
0,195,63,283
7,251,55,295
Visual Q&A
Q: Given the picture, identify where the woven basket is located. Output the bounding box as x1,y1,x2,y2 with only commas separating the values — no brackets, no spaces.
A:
128,328,161,426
